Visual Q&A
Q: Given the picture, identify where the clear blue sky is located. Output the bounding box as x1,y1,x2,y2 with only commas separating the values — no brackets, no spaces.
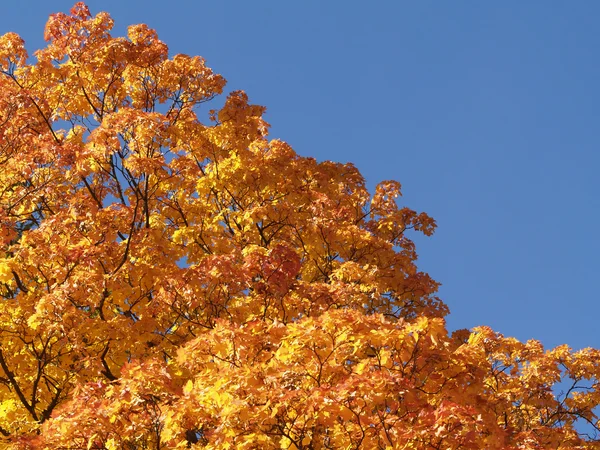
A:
2,2,599,351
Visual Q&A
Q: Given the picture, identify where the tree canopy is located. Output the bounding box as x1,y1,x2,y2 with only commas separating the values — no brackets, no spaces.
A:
1,3,599,449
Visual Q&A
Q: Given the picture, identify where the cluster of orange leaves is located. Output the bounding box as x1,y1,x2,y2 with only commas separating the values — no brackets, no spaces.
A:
0,3,599,449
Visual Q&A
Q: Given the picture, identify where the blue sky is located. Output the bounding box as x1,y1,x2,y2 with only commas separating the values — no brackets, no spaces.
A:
2,2,599,351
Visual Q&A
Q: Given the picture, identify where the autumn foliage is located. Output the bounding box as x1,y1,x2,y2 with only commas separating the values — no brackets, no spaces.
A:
0,4,599,449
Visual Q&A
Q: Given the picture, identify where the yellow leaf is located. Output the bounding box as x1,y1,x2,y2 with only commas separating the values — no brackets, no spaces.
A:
0,261,12,283
183,379,194,395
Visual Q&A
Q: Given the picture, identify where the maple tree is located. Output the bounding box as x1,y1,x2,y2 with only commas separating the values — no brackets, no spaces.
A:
0,3,600,449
